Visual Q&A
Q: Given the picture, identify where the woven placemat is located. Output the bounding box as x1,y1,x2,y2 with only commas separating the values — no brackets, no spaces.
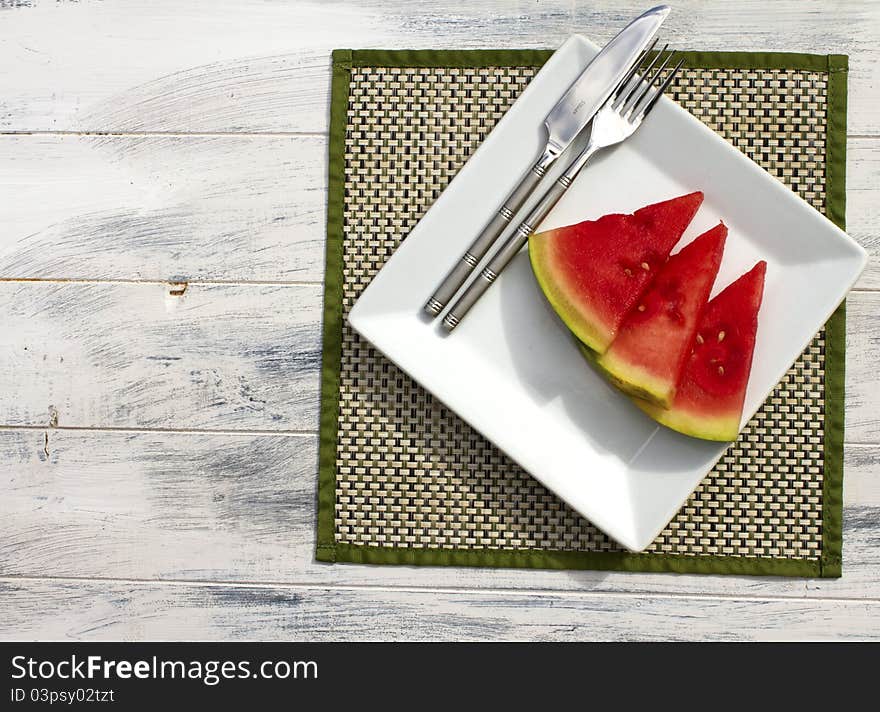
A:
316,49,848,577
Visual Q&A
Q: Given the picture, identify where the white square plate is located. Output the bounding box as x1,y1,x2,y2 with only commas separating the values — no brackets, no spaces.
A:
348,36,867,551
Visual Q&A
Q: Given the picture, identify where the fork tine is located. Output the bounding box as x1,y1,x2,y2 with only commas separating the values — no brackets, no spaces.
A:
624,49,676,118
637,57,685,120
615,43,667,109
612,38,658,103
611,41,669,113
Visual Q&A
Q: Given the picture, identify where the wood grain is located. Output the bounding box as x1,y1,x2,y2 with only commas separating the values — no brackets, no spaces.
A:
0,282,321,430
1,1,878,135
844,292,880,442
1,430,877,599
0,134,326,282
2,578,878,641
848,138,880,289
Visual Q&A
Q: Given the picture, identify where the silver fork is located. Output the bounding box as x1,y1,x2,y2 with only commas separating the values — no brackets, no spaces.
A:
442,47,685,332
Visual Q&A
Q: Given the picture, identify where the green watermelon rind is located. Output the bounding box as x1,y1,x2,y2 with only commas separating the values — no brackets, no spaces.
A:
528,192,704,356
577,342,739,442
583,344,670,406
633,398,740,442
528,239,615,353
594,348,674,408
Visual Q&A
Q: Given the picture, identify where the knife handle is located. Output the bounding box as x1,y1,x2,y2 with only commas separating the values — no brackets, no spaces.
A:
441,177,569,331
423,146,558,317
442,138,602,331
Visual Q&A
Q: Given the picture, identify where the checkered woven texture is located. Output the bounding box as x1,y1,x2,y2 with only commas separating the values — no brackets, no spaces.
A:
335,64,827,558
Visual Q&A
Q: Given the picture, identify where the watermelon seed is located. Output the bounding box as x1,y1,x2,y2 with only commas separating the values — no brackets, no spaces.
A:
696,334,704,344
637,304,646,312
641,262,650,271
717,330,726,342
717,365,725,375
624,268,633,277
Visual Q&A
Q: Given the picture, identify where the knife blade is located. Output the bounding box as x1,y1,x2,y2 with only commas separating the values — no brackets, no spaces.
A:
544,5,670,153
423,5,670,318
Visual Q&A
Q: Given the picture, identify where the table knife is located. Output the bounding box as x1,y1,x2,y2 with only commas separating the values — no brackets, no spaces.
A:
423,4,670,318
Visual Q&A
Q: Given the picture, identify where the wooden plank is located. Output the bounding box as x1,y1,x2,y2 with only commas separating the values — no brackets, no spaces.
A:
848,138,880,289
0,134,326,282
0,134,876,287
2,429,878,598
0,282,321,430
0,0,569,134
1,1,878,135
2,578,878,640
0,283,876,441
844,292,880,443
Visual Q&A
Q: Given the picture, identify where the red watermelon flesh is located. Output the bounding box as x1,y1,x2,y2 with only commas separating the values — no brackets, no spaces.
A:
636,261,767,441
596,223,727,408
529,191,703,353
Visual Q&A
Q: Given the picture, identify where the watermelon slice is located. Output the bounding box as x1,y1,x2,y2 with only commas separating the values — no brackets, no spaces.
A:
529,192,703,353
595,223,727,408
636,261,767,441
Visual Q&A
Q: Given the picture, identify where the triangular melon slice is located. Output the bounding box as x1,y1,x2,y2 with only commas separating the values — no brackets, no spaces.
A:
636,261,767,441
596,223,727,408
529,192,703,353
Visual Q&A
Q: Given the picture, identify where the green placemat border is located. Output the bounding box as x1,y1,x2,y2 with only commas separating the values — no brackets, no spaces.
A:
315,49,352,554
316,49,848,578
820,53,849,578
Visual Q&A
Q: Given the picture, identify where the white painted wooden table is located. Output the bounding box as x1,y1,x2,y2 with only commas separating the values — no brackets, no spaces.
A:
1,0,878,641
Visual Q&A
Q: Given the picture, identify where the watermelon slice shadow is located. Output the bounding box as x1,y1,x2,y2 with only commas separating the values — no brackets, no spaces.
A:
498,251,722,470
500,257,731,549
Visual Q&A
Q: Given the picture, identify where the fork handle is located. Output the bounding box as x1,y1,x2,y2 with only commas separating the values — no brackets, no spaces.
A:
442,141,601,331
423,146,558,317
